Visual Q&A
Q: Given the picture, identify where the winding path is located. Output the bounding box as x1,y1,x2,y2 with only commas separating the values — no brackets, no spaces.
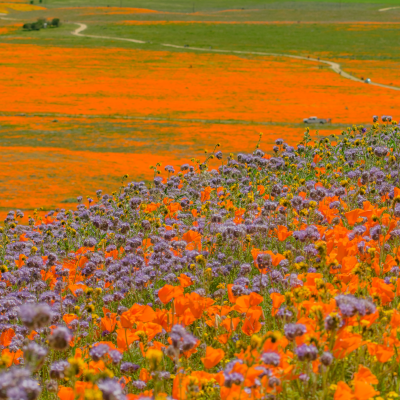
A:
72,22,145,44
71,23,400,92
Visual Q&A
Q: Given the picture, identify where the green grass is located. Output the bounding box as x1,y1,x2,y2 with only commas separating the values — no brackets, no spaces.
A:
0,114,339,155
80,22,399,60
2,0,399,55
35,0,400,12
12,1,400,23
9,20,397,61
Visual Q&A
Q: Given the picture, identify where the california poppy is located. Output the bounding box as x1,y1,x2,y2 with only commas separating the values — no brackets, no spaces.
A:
201,346,225,369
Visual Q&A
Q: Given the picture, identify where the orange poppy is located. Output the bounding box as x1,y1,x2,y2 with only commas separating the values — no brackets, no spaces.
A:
333,329,364,359
182,230,202,251
201,187,213,202
201,346,225,369
234,292,263,313
139,368,151,383
57,387,75,400
100,309,118,333
270,293,285,316
1,348,22,367
187,292,214,319
221,317,241,333
0,328,14,347
119,304,156,328
276,225,292,241
227,284,238,304
158,284,184,305
177,273,193,288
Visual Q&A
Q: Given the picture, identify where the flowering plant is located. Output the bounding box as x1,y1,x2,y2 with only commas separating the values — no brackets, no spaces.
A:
0,117,399,400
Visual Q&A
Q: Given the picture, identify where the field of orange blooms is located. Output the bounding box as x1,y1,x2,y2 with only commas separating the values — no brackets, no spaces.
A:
0,114,334,215
0,24,20,34
0,36,398,215
1,120,400,400
339,59,400,88
0,44,398,123
0,2,44,13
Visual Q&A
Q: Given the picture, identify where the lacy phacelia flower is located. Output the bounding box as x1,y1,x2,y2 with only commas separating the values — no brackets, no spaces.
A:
284,323,307,341
18,303,52,330
295,344,318,362
48,327,72,351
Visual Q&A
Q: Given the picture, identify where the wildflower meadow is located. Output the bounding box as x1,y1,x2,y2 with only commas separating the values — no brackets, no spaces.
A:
1,118,400,400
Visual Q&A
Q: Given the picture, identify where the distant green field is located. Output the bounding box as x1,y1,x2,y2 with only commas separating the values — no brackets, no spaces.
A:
2,0,399,58
83,22,400,60
37,0,400,11
6,20,400,62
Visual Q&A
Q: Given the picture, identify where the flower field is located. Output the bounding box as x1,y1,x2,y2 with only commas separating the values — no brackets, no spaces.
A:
1,2,400,397
0,24,20,35
339,60,400,88
0,114,334,215
1,2,400,219
3,41,396,217
0,44,398,123
1,119,400,400
59,7,160,16
0,3,44,14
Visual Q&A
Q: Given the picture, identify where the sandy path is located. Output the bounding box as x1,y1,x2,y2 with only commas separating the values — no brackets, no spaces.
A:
379,7,400,12
72,22,400,92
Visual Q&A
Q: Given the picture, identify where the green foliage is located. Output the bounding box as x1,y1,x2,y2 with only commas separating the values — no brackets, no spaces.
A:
33,22,43,31
51,18,61,28
21,18,62,32
36,18,47,29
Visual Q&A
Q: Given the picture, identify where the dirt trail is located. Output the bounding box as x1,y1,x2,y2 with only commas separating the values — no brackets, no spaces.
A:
72,23,400,92
72,22,145,44
379,7,400,12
